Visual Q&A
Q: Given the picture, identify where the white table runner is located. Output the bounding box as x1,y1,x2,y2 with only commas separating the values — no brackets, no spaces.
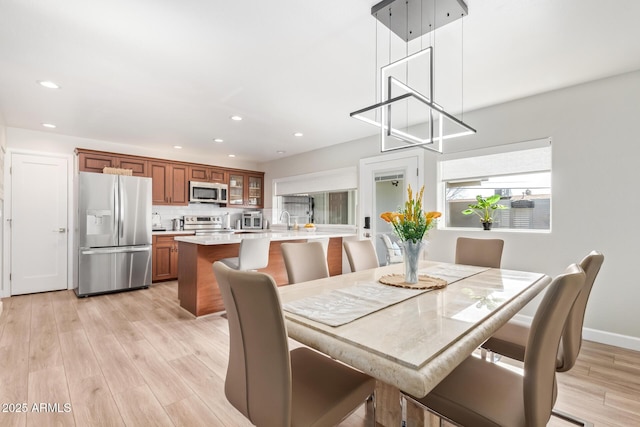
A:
283,264,489,326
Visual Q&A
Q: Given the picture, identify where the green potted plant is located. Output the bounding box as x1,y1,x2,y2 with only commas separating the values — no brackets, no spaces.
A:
461,194,508,230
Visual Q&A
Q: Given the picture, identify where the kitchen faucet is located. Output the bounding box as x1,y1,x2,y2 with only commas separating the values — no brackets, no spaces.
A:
280,210,291,230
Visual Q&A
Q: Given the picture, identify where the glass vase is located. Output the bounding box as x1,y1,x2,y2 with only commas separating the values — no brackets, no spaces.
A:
402,240,425,284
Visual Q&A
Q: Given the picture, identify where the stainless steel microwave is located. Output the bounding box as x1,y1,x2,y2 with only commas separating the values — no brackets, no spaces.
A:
189,181,228,204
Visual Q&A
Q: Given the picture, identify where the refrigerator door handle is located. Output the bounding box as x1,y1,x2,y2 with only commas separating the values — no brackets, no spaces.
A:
81,246,151,255
113,180,119,240
119,178,125,239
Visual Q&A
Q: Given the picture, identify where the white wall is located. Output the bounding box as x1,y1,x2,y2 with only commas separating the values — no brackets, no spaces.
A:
0,122,5,200
428,70,640,347
260,136,380,208
6,128,261,171
0,121,5,307
260,70,640,349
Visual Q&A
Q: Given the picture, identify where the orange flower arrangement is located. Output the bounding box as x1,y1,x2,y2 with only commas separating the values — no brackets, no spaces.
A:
380,185,441,243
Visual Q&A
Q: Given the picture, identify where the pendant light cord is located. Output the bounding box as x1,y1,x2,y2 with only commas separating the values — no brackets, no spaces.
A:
432,0,436,101
375,13,378,107
461,14,464,121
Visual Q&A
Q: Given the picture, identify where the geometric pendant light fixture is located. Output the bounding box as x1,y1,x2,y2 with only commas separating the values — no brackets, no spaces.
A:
350,0,476,153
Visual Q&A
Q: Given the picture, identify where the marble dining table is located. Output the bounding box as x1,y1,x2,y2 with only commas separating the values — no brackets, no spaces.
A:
278,260,551,425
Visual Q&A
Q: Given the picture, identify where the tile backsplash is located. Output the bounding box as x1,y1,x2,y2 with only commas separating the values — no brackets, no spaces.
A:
152,204,263,230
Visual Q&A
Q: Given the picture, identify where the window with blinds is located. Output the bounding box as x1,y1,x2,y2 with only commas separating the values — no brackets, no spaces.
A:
273,167,358,226
439,138,552,231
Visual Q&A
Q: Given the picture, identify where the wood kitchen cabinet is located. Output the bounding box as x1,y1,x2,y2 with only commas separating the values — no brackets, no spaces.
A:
150,161,188,205
228,171,264,207
247,173,263,207
77,150,148,176
228,173,245,206
75,149,265,207
189,166,226,183
229,172,264,208
152,235,180,281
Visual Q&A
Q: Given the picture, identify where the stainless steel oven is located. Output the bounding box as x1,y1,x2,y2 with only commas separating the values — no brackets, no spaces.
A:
189,181,228,204
183,214,234,235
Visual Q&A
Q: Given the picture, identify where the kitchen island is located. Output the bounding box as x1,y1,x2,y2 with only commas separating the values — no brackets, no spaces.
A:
174,230,356,316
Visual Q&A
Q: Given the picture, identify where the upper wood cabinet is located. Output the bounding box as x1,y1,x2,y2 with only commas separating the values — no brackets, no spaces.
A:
228,171,264,208
188,166,226,183
75,148,264,207
150,161,188,205
247,173,263,207
78,151,148,176
228,172,245,206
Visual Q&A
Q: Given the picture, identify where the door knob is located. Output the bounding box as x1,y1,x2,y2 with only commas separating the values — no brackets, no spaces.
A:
55,227,66,233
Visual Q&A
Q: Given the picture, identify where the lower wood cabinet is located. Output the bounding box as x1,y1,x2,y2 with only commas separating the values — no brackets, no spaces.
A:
152,235,180,281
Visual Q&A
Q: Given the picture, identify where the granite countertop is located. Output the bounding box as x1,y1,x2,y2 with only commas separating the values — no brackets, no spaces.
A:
174,230,356,245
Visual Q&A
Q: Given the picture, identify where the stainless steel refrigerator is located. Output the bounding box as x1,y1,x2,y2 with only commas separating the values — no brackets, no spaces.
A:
75,172,152,296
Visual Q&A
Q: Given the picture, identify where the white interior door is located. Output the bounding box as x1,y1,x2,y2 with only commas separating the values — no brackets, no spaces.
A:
359,149,424,261
10,153,68,295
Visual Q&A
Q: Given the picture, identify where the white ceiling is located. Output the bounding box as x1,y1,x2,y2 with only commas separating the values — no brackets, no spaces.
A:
1,0,640,162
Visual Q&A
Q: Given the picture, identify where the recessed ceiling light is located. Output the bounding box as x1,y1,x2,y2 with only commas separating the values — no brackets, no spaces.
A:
293,132,303,137
228,154,236,158
230,115,243,121
213,138,224,143
37,80,60,89
42,123,56,128
173,145,182,149
277,150,286,154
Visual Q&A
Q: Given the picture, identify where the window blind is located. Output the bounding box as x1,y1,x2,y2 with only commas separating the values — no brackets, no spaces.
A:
274,167,357,196
440,138,551,182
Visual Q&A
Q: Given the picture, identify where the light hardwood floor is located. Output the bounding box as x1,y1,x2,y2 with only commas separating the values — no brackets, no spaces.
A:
0,281,638,427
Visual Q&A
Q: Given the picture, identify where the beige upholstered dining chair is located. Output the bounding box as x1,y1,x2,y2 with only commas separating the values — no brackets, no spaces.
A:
481,250,604,426
455,237,504,268
219,237,271,271
344,240,379,272
402,264,586,427
213,262,376,426
380,234,403,265
281,241,330,284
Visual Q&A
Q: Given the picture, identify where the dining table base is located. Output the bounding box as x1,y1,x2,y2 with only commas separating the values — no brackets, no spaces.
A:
375,381,435,426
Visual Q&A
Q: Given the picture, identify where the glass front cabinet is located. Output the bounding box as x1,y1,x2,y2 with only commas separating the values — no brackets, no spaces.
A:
228,172,264,208
229,173,245,206
247,174,263,207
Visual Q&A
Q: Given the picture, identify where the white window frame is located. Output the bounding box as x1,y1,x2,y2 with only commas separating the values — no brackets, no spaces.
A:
272,167,358,228
438,138,552,232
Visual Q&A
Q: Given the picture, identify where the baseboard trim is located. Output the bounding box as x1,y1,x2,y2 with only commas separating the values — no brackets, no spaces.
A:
511,314,640,352
582,328,640,352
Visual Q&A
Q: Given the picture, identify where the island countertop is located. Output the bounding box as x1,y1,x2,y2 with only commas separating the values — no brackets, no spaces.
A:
175,230,355,316
174,230,356,245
